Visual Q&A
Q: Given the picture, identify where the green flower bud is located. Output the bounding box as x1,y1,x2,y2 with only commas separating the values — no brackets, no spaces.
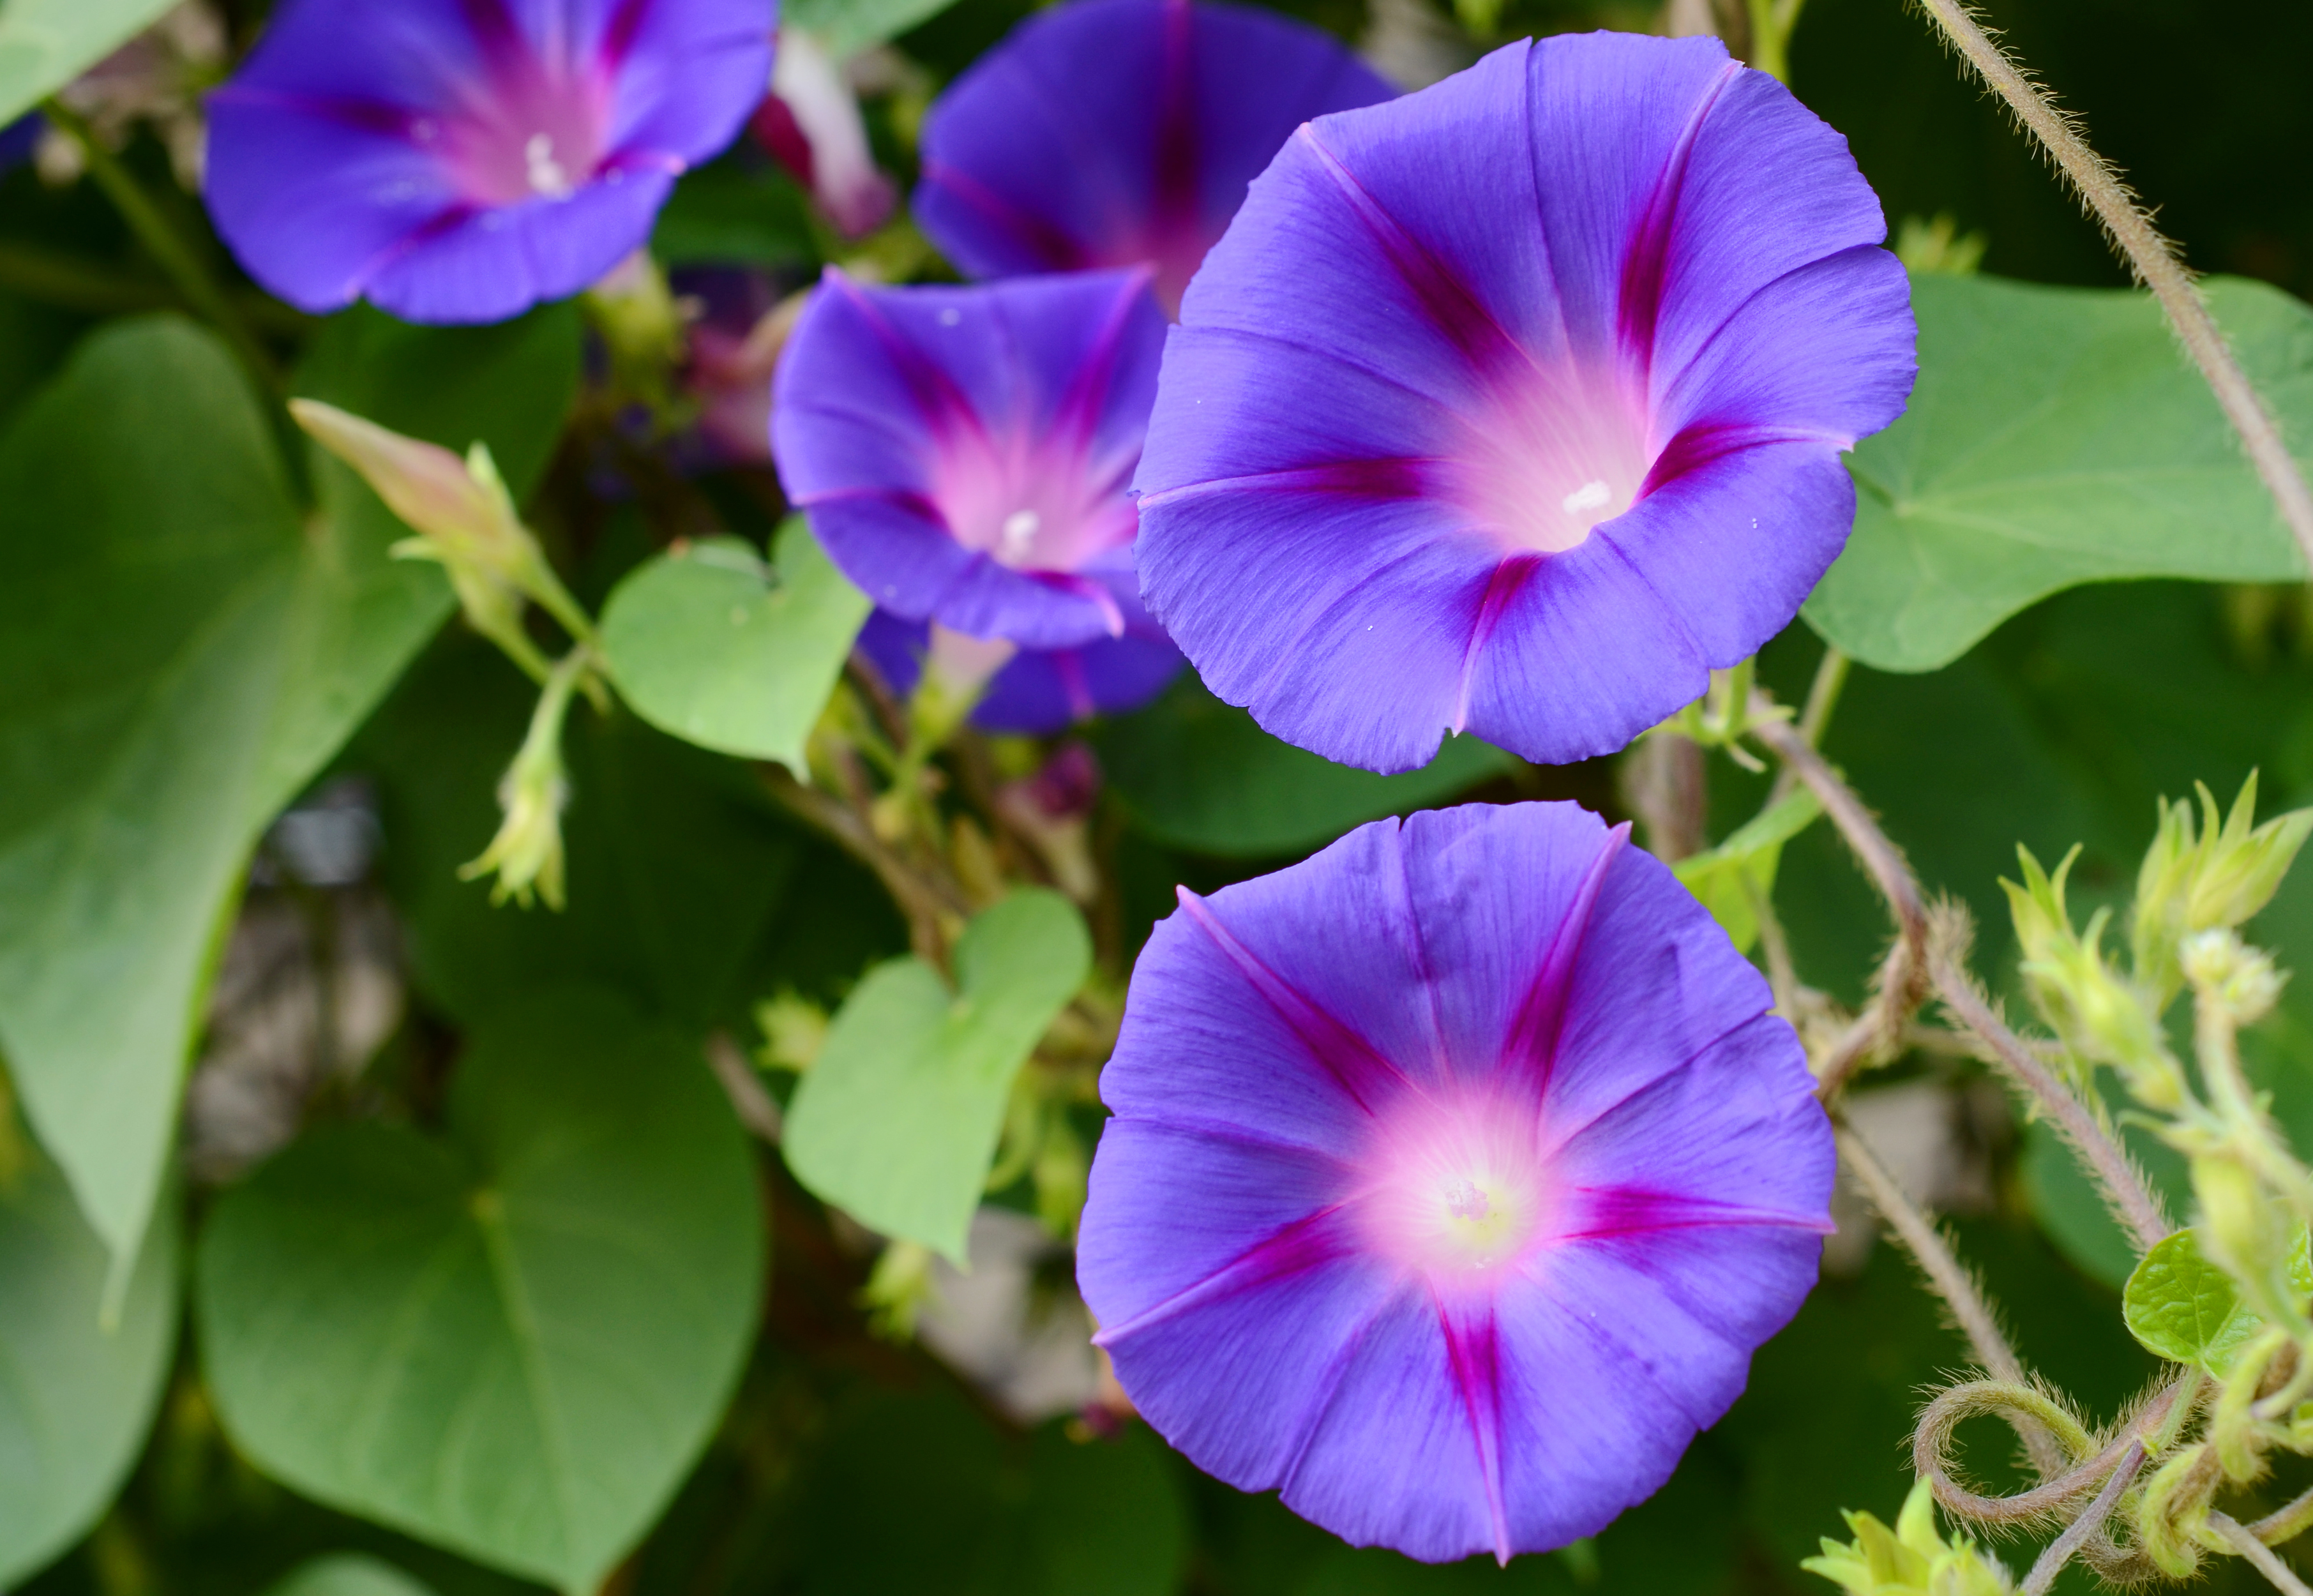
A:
2194,1152,2280,1297
462,735,568,912
755,991,829,1074
1802,1479,2013,1595
2181,928,2287,1026
860,1238,937,1342
2134,775,2313,1004
2003,846,2176,1101
459,650,588,911
290,399,597,671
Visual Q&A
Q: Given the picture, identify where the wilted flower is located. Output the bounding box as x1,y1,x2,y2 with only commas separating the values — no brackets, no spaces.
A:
913,0,1394,313
752,25,895,238
771,266,1170,651
1134,33,1917,773
205,0,776,324
1077,801,1834,1561
1802,1479,2014,1596
997,742,1106,901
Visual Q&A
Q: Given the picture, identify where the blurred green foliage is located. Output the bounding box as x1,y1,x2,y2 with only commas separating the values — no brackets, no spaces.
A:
7,0,2313,1592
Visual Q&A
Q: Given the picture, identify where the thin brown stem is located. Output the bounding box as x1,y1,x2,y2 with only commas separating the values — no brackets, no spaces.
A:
1621,732,1708,862
1929,921,2170,1253
1840,1122,2067,1485
1742,867,1802,1019
1749,703,1927,1094
760,765,967,962
1749,704,1922,937
1749,688,2169,1247
2023,1441,2143,1596
2215,1512,2313,1596
1910,0,2313,576
1768,645,1850,806
1838,1127,2030,1385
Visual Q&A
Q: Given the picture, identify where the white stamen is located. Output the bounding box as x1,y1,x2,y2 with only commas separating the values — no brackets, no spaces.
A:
999,509,1041,561
1443,1178,1490,1223
525,133,572,199
938,307,962,327
1561,479,1612,516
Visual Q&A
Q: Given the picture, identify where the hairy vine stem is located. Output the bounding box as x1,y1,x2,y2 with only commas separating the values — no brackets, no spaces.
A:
2216,1512,2313,1596
1836,1126,2029,1387
2250,1486,2313,1550
2021,1440,2143,1596
1746,704,1927,1096
761,765,968,963
1909,0,2313,575
1749,689,2172,1249
1915,1379,2181,1528
1838,1122,2069,1485
1927,917,2171,1253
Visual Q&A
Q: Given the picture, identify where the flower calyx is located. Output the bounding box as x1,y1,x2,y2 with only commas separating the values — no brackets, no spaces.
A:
2002,843,2180,1106
460,646,592,911
290,399,599,683
1802,1479,2014,1596
2135,774,2313,1007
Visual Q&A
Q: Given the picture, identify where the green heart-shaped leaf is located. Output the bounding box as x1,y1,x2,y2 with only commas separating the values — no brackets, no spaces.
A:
2122,1226,2313,1372
0,1138,178,1588
0,308,577,1274
783,889,1090,1261
197,988,762,1593
600,518,870,774
1807,273,2313,672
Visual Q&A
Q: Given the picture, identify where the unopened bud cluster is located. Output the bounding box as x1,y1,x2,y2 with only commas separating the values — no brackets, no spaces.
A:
1804,1480,2012,1596
2135,776,2313,1005
292,400,607,912
2003,777,2312,1111
2002,844,2180,1106
1987,774,2313,1576
2180,929,2286,1026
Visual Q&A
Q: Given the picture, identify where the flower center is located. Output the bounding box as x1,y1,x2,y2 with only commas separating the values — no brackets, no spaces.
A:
442,70,609,207
1360,1095,1548,1279
931,431,1137,573
1445,366,1652,555
524,133,573,198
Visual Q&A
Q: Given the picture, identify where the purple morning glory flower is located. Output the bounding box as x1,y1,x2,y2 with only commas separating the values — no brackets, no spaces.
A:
856,592,1183,736
204,0,776,324
1078,801,1832,1562
913,0,1396,313
772,267,1170,651
1134,33,1917,774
